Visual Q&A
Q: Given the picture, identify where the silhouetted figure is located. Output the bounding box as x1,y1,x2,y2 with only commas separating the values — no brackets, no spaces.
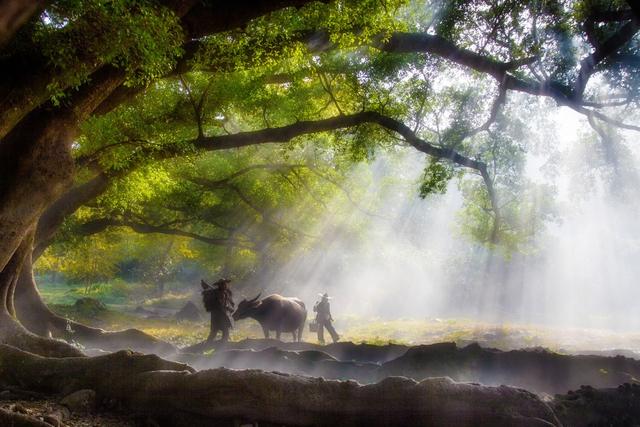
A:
313,293,339,344
201,278,234,342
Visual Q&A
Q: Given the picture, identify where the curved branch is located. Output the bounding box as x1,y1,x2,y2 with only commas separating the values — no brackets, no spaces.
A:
466,80,507,138
188,111,499,219
227,184,316,239
77,218,251,248
34,173,111,259
378,32,537,80
303,167,389,220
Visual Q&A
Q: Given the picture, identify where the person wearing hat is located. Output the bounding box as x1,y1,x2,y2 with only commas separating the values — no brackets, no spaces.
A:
313,292,339,344
201,278,234,342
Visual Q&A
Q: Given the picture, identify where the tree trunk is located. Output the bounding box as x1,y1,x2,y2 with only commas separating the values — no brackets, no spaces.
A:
15,254,177,355
0,110,77,272
0,67,124,272
14,176,179,355
0,68,124,358
0,230,83,357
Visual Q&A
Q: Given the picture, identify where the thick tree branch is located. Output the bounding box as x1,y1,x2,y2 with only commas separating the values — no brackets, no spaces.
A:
190,112,500,226
77,218,250,248
34,174,111,259
42,112,499,257
181,0,328,39
379,32,538,80
192,111,481,171
575,19,640,98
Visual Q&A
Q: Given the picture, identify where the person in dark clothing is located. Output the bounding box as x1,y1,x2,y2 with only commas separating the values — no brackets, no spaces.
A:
201,278,234,342
313,292,339,344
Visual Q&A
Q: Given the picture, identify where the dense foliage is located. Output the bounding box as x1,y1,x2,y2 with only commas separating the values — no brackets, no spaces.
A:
17,0,637,289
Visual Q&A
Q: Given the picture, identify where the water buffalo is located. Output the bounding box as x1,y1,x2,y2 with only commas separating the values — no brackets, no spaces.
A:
233,293,307,342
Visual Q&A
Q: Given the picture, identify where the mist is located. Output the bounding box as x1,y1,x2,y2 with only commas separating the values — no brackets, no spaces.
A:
253,107,640,336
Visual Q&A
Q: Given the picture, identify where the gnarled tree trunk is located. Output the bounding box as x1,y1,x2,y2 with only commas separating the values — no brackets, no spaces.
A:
15,253,177,355
0,68,124,357
0,230,83,357
10,173,178,355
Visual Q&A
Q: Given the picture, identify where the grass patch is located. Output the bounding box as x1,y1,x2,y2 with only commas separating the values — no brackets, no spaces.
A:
38,280,133,306
36,281,640,352
142,291,192,309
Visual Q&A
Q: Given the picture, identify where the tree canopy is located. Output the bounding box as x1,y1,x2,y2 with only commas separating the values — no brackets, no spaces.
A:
0,0,638,357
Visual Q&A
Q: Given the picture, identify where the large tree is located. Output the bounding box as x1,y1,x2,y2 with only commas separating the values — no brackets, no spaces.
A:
0,0,639,423
0,0,349,355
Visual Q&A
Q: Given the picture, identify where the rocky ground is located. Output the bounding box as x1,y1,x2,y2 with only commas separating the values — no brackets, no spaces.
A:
0,399,135,426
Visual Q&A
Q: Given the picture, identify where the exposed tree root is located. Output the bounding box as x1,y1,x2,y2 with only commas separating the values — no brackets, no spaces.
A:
0,345,192,396
0,316,84,358
178,340,640,396
18,300,177,356
0,233,83,358
553,383,640,425
15,259,177,356
213,338,409,362
0,344,562,426
378,342,640,394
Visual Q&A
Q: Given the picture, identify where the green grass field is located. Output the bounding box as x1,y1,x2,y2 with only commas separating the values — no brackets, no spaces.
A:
39,281,640,353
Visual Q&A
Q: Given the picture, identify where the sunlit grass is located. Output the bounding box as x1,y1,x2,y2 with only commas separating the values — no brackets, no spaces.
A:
39,280,139,306
39,280,640,352
44,300,640,353
142,291,192,309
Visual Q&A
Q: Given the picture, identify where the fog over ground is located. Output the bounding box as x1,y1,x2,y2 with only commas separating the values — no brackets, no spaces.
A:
255,107,640,333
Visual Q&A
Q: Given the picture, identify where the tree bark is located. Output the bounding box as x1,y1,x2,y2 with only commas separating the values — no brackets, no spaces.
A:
33,173,111,259
1,170,178,355
0,68,124,359
0,230,83,358
0,68,124,272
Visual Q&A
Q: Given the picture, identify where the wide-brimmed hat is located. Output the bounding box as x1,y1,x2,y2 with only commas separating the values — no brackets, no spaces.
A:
318,293,332,299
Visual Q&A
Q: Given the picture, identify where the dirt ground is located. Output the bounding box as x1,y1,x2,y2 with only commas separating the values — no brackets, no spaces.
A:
0,399,135,427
